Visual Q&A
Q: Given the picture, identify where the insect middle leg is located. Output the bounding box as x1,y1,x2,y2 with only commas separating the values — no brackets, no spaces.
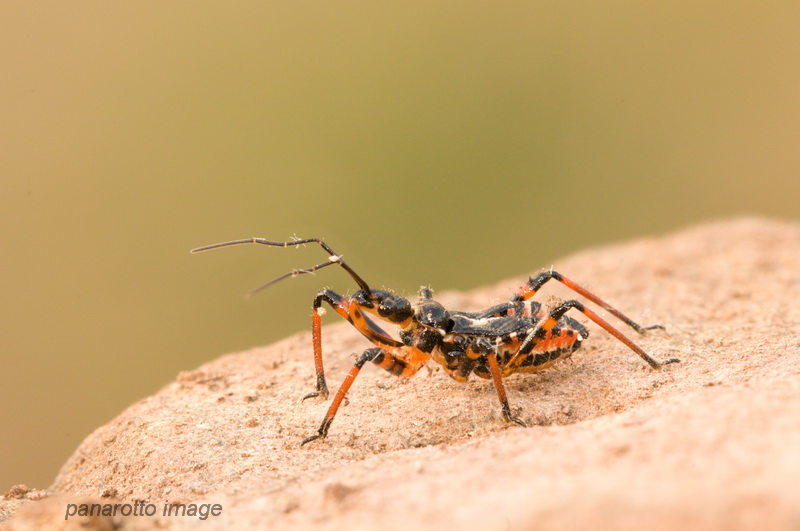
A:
301,345,431,445
462,340,527,427
485,347,527,427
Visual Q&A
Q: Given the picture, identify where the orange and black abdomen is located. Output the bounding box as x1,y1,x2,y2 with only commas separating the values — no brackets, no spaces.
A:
462,317,589,379
502,317,589,376
437,313,588,381
500,315,588,376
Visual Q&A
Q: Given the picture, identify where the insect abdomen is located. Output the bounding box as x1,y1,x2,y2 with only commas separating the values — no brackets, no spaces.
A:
510,316,587,374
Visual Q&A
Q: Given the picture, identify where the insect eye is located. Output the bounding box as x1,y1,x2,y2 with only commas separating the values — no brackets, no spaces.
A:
378,296,413,322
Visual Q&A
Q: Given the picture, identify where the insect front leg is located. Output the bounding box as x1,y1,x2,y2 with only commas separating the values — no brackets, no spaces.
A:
301,345,431,445
303,289,408,401
302,289,350,401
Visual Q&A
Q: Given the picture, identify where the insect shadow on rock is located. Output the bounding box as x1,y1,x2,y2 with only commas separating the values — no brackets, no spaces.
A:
191,237,679,445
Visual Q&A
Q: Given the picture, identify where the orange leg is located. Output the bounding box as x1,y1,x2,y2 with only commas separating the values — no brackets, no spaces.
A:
303,289,402,401
512,300,679,369
514,270,663,334
486,348,527,427
302,345,430,445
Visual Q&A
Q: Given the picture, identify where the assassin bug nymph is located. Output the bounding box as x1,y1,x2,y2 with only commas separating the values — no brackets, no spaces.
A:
191,237,679,445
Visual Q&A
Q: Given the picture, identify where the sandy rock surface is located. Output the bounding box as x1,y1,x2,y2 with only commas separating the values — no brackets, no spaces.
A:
3,218,800,530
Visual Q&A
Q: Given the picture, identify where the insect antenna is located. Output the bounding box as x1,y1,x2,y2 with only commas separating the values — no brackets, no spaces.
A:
243,260,339,297
190,237,372,294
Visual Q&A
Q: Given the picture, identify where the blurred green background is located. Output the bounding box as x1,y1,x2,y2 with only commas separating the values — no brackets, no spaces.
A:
2,1,799,491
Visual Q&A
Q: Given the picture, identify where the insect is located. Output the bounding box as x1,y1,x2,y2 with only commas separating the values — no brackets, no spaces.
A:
192,237,679,445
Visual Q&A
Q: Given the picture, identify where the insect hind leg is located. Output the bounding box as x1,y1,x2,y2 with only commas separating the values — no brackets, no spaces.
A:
514,270,663,334
527,300,679,369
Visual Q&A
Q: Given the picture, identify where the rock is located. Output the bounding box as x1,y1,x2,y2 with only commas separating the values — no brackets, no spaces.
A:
4,218,800,530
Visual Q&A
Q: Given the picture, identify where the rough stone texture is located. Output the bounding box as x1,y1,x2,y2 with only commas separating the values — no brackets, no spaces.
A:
3,218,800,530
